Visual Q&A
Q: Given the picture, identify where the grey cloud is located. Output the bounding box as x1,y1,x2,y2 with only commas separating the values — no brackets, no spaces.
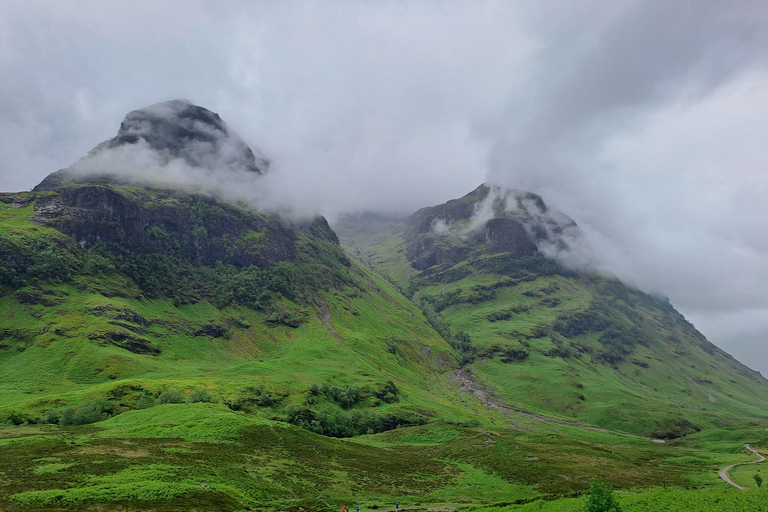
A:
1,1,767,372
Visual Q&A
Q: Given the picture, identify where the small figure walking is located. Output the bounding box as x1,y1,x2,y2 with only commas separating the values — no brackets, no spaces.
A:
342,506,346,512
395,502,399,510
356,507,360,512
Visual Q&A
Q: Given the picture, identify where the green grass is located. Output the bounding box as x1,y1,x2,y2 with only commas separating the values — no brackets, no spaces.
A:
1,408,741,511
474,487,768,512
5,186,768,510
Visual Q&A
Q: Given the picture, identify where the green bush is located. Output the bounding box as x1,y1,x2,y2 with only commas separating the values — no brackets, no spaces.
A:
0,234,80,286
321,384,363,409
157,390,184,405
584,480,621,512
285,405,426,438
136,394,156,409
58,399,116,426
187,388,213,403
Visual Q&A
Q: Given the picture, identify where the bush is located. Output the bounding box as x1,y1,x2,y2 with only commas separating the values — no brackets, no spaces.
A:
449,331,476,367
0,234,81,287
157,390,184,405
187,388,213,403
584,480,621,512
136,394,155,409
285,406,426,438
321,384,363,409
58,399,116,426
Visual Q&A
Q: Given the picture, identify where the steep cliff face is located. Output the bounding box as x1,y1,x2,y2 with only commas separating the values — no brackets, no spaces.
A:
404,184,586,271
28,184,301,269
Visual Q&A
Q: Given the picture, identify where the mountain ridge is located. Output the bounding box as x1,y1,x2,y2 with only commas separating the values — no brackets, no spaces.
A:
336,185,768,437
2,100,768,510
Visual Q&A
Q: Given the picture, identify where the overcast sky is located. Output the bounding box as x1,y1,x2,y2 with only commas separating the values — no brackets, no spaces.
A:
1,1,767,374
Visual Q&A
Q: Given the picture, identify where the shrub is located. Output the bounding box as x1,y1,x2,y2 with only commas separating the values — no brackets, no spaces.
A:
40,409,61,425
321,384,363,409
187,388,213,403
136,394,155,409
58,399,116,426
584,480,621,512
157,390,184,405
285,406,426,438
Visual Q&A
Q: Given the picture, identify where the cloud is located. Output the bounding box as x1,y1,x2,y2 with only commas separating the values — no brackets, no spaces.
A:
1,0,767,372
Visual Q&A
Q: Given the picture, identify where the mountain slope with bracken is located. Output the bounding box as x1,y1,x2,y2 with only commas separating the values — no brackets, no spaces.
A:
336,184,768,438
2,101,768,511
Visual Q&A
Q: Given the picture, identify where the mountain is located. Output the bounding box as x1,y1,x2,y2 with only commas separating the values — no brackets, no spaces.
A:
336,184,768,438
2,101,768,511
35,99,268,191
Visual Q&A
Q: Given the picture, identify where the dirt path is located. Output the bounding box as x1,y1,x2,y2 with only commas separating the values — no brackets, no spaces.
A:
718,444,765,490
451,369,609,434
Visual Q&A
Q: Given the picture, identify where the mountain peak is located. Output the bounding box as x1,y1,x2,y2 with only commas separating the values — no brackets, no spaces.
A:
105,100,268,175
35,100,268,191
404,183,597,271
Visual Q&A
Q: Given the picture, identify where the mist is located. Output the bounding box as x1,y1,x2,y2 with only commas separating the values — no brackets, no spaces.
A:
1,0,767,373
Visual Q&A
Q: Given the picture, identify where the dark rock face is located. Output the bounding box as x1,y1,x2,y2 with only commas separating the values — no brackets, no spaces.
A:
482,217,536,254
34,100,268,192
28,184,301,268
404,185,538,271
404,184,593,271
106,100,268,174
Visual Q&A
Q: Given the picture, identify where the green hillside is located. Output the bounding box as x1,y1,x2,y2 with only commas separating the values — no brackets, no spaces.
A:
335,185,768,438
3,175,768,510
0,185,469,434
5,402,767,511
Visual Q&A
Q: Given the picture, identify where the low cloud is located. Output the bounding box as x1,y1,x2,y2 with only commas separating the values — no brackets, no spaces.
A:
1,0,767,372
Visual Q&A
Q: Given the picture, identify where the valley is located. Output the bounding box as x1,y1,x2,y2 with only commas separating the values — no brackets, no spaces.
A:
1,102,767,511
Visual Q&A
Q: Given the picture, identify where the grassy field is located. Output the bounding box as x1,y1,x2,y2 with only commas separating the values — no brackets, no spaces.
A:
4,404,763,511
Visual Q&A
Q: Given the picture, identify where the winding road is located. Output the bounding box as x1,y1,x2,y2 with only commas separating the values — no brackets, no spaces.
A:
718,444,765,490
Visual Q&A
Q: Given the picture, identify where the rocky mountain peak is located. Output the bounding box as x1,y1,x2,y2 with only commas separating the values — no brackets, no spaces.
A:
404,184,596,271
35,100,268,192
104,100,268,175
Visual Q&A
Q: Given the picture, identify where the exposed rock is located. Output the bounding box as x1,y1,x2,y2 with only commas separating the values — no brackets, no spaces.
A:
88,330,161,355
92,306,150,326
107,99,268,174
404,185,537,271
404,184,595,271
11,195,31,208
195,324,228,338
33,195,65,215
16,290,63,307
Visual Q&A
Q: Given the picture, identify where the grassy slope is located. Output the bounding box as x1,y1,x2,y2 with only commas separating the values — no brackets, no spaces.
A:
338,218,768,437
4,403,761,511
423,271,768,434
3,194,768,510
0,194,464,426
